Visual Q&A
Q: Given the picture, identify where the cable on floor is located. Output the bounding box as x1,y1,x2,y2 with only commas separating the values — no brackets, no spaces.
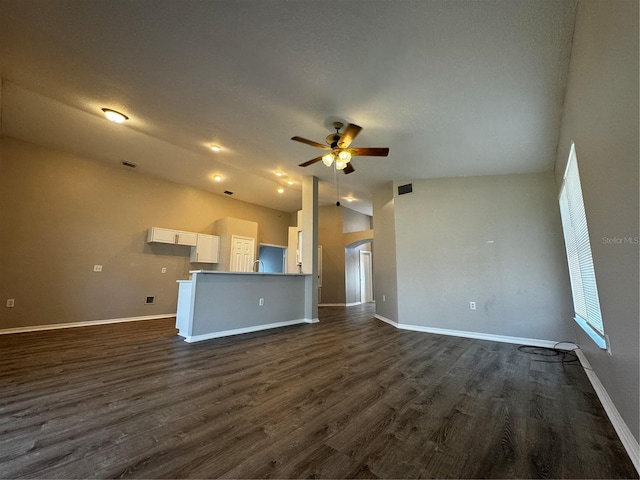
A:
517,341,592,369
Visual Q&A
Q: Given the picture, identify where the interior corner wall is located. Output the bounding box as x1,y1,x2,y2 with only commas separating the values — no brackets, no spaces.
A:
0,137,292,329
553,0,639,442
342,206,372,233
317,205,345,304
372,183,398,322
393,173,575,343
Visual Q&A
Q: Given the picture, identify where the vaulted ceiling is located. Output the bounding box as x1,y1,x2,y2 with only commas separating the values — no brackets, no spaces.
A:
0,0,576,215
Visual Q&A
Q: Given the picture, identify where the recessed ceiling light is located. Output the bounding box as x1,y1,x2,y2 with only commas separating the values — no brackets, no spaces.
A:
277,187,285,194
210,145,221,152
213,175,222,182
346,197,354,202
287,179,295,185
275,171,284,177
101,108,128,123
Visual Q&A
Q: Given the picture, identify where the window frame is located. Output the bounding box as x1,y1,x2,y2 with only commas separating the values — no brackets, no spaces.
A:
558,143,607,350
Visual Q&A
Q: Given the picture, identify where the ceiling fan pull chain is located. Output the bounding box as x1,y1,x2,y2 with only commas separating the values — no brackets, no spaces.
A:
334,163,341,207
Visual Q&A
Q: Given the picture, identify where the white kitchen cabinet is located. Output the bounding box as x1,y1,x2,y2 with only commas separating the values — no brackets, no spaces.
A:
147,227,179,244
147,227,197,246
190,234,220,263
176,231,197,246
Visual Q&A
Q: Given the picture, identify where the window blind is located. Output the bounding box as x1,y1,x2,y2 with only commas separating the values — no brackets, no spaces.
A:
558,144,606,349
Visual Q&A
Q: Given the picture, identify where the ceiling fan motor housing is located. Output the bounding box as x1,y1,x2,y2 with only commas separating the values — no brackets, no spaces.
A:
326,133,342,147
327,122,344,147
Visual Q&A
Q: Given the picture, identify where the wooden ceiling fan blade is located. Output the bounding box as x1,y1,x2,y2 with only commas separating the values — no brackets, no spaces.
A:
343,162,355,174
299,155,324,167
337,123,362,148
350,147,389,157
291,136,330,149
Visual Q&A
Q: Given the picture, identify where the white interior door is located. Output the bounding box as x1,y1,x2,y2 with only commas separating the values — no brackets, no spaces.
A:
359,251,373,303
230,235,255,272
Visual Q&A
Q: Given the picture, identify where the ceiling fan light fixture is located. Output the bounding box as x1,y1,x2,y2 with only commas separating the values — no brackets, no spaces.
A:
335,158,347,170
101,108,128,123
338,150,351,163
322,153,335,167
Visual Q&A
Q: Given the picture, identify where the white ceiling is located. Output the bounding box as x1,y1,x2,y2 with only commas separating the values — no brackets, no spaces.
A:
0,0,576,215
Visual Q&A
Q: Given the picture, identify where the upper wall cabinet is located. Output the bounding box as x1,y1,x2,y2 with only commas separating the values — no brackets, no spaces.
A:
147,227,177,244
190,234,220,264
147,227,197,246
175,231,197,246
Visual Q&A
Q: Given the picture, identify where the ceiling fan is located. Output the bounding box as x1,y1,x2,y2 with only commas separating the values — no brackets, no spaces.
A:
291,122,389,174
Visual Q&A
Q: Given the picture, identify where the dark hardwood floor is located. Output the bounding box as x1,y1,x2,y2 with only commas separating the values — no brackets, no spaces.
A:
0,305,637,479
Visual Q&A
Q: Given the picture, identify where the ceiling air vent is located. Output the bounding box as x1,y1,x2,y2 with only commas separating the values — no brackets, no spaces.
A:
121,160,137,169
398,183,413,195
224,190,234,195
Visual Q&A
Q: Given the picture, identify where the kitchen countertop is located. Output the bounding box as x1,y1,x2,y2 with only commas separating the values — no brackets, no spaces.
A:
189,270,310,276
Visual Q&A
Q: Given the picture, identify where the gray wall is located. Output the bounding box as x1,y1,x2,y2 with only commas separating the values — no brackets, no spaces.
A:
0,137,293,329
191,273,306,336
392,173,575,342
342,207,372,233
554,0,639,442
372,183,399,322
318,205,345,304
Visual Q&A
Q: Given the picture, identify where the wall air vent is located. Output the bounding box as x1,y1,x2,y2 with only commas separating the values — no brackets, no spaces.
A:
224,190,234,195
398,183,413,195
121,160,137,169
145,296,155,305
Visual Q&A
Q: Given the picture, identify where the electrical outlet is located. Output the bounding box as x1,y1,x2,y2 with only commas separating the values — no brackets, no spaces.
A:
259,298,264,306
93,265,103,272
469,301,476,310
161,267,167,274
6,299,15,308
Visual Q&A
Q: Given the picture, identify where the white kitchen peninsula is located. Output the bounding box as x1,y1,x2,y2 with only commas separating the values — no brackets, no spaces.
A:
176,270,313,343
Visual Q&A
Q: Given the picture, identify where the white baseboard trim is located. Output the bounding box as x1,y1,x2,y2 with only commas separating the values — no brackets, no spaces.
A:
305,318,320,324
374,315,561,349
0,314,176,336
184,318,309,343
319,302,362,307
575,350,640,474
374,314,398,328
